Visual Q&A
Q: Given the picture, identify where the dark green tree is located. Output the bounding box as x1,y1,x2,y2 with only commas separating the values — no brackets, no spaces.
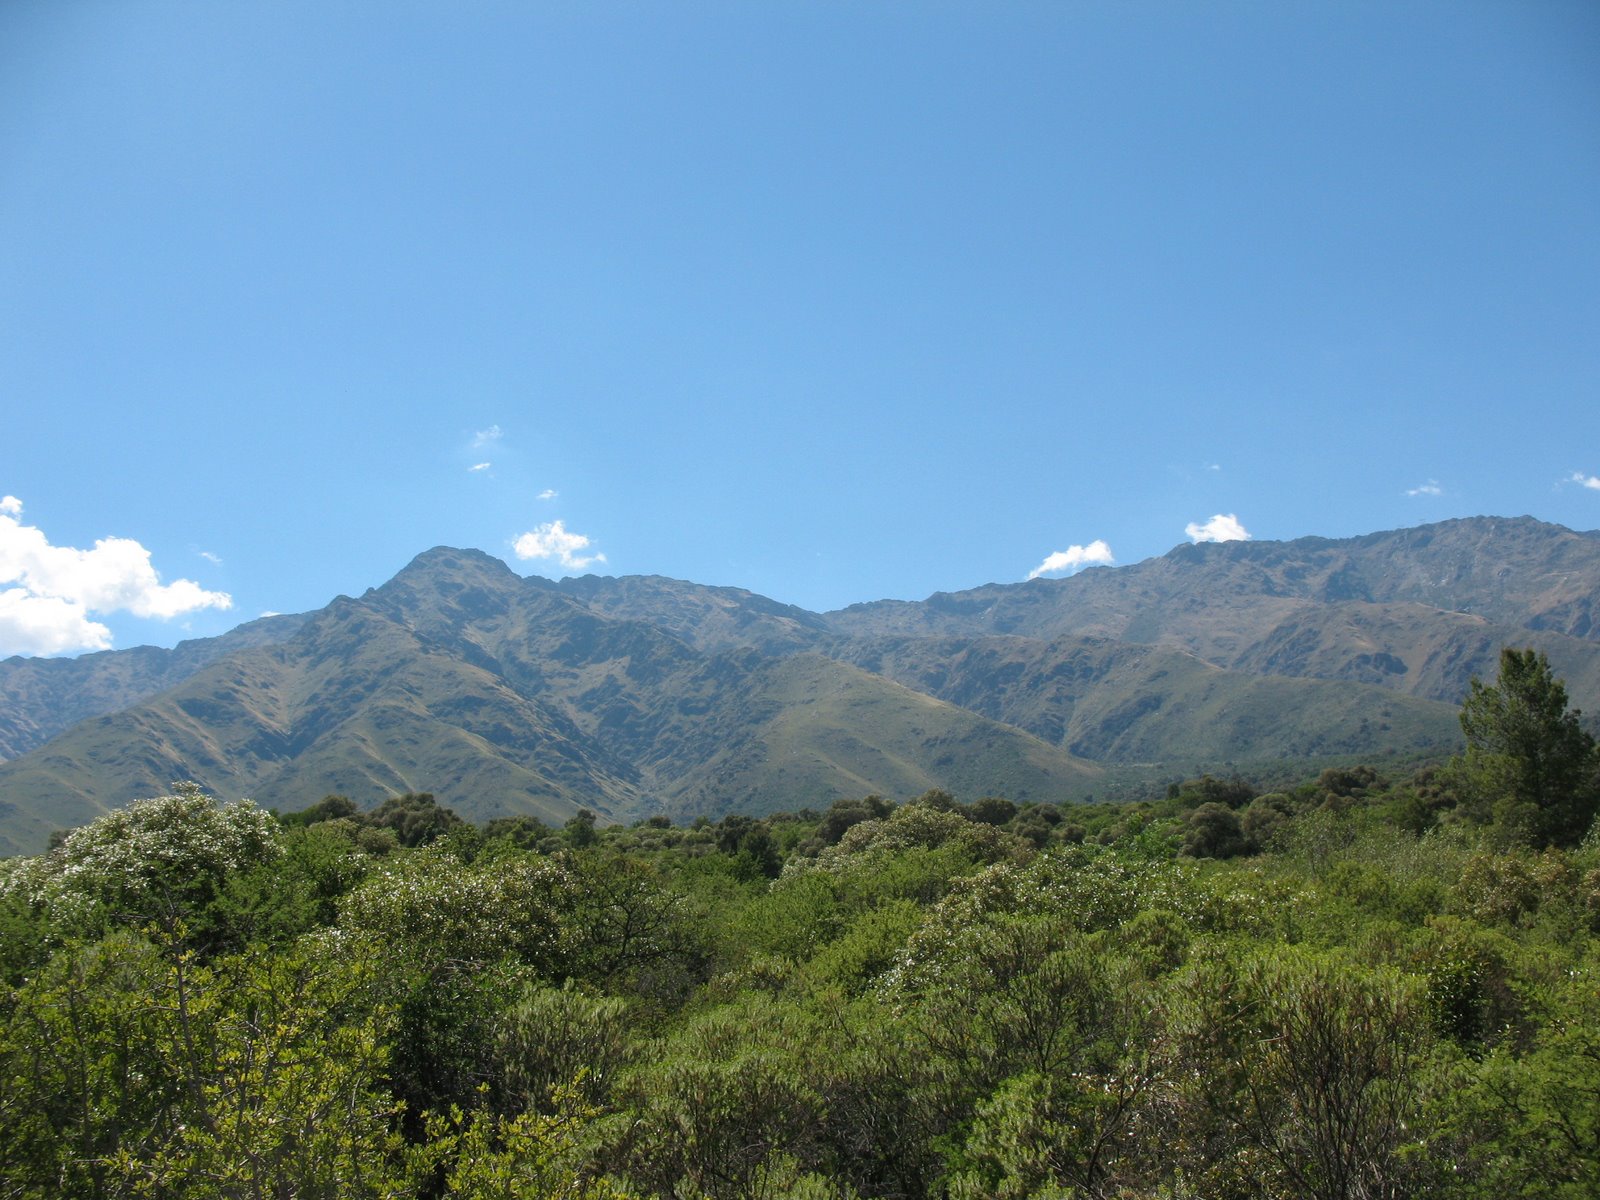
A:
814,795,893,848
563,808,599,849
482,814,552,849
731,824,782,881
279,793,358,827
366,791,465,847
713,813,756,855
966,796,1018,827
1458,648,1599,847
1181,802,1248,859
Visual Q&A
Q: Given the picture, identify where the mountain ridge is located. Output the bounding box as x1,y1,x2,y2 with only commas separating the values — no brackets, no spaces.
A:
824,515,1600,689
1,515,1595,854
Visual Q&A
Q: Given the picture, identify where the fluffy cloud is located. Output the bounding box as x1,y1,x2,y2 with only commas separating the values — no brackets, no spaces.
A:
538,489,558,501
512,520,606,571
471,425,503,448
1186,513,1251,543
1570,472,1600,491
1028,539,1114,580
1406,480,1442,496
0,589,113,656
468,462,492,472
0,497,233,656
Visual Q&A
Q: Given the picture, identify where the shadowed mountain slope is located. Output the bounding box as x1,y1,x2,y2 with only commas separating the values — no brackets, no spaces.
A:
1226,602,1600,706
554,572,831,654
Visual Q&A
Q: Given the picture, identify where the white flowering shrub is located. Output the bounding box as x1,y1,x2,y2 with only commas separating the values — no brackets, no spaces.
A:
338,846,576,976
0,855,29,897
789,803,1020,882
0,782,283,937
881,845,1282,1001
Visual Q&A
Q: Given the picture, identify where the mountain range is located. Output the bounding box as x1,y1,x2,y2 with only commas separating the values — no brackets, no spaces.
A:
2,515,1598,855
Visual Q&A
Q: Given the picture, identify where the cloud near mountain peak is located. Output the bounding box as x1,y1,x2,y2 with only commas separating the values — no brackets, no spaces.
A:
513,520,606,572
1028,539,1114,580
1185,514,1251,544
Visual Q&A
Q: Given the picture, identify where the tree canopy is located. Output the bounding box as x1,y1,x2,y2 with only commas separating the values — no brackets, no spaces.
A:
1459,647,1599,846
2,692,1598,1197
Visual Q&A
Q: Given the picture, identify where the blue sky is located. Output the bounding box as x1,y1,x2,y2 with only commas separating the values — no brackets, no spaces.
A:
3,1,1598,656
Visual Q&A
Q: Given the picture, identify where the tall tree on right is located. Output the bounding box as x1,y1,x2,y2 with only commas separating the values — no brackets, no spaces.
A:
1458,647,1599,847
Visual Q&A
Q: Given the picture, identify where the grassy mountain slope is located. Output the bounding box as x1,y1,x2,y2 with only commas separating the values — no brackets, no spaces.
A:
0,596,654,853
838,634,1463,762
651,653,1100,821
0,551,1100,853
0,613,308,762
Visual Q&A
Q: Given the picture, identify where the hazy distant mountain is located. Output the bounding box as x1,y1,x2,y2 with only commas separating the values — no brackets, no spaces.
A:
0,613,309,761
1225,602,1600,707
1,515,1594,855
826,516,1600,706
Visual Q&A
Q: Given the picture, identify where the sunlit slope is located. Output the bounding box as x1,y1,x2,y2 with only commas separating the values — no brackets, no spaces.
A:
650,653,1100,821
838,634,1463,762
0,613,308,762
0,598,650,853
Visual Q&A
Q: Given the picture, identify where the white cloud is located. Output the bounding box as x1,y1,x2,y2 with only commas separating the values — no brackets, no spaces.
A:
1204,463,1221,472
512,520,606,571
1569,471,1600,491
471,424,503,449
538,489,558,501
469,462,492,472
1406,480,1443,497
1028,539,1114,580
199,550,223,565
0,589,113,656
0,497,233,656
1186,513,1251,543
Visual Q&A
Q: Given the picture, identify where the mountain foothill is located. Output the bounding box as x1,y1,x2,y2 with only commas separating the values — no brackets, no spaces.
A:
2,514,1598,855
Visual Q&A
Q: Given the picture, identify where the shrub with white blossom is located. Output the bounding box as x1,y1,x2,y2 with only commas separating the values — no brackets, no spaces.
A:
338,845,577,976
0,782,283,937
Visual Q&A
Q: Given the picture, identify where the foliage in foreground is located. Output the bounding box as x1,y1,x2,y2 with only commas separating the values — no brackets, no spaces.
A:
1,647,1598,1198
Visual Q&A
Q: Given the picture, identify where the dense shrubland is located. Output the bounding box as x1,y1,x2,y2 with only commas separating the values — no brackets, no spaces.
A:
1,649,1597,1199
